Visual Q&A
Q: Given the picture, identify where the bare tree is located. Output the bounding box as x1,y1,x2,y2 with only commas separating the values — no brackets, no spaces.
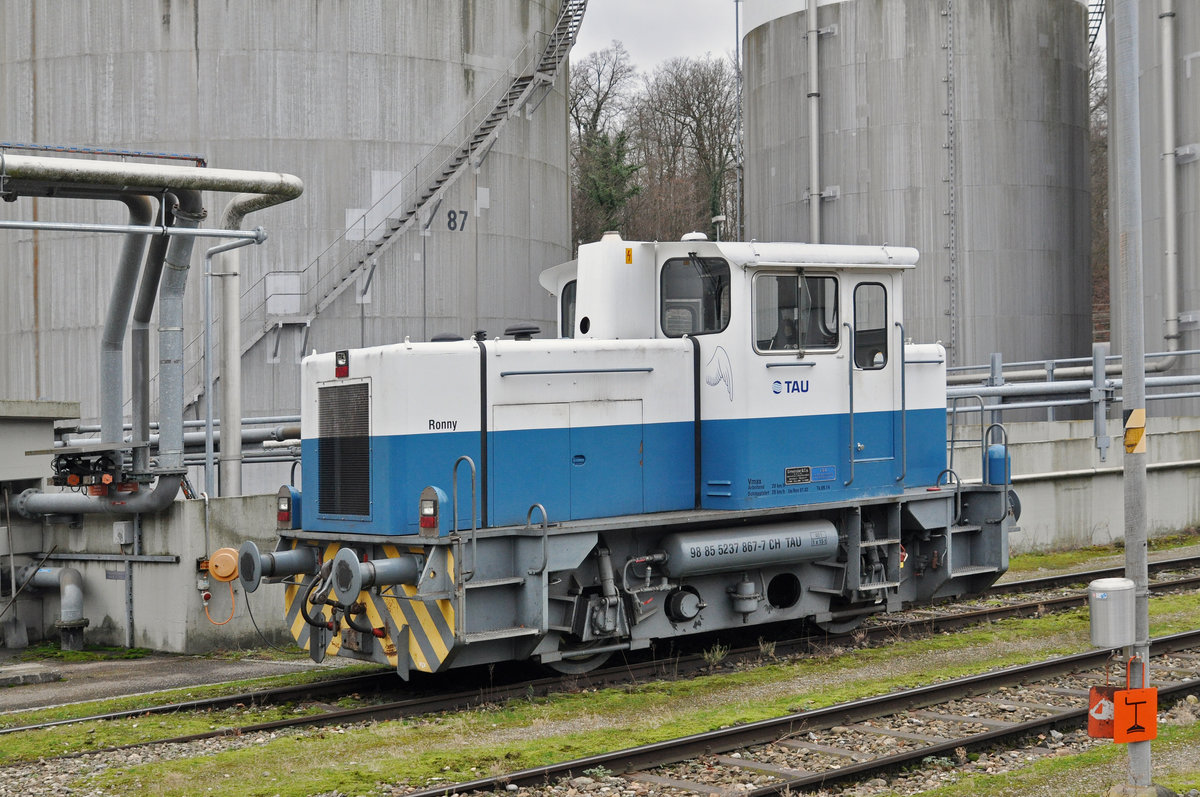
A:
625,54,739,241
569,41,638,142
569,46,739,246
569,43,641,249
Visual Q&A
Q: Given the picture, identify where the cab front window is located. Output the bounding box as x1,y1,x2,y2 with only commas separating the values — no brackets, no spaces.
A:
660,256,731,337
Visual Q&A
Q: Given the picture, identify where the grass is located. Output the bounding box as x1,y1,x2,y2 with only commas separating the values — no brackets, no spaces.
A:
10,643,152,663
1005,527,1200,577
66,590,1200,797
0,661,385,732
877,722,1200,796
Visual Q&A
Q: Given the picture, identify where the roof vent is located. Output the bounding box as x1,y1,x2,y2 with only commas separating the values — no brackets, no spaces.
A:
503,323,541,341
681,232,708,242
430,333,463,342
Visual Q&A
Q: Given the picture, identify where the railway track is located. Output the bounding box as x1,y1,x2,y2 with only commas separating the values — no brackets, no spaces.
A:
403,630,1200,797
4,559,1198,757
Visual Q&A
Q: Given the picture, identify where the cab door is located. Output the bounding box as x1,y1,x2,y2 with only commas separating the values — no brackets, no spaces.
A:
846,277,899,485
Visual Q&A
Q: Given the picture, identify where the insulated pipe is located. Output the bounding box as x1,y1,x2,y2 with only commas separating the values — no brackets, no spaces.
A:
807,0,821,243
101,195,154,444
16,472,180,517
157,190,205,473
1160,0,1180,367
0,154,303,204
20,565,87,651
0,154,303,515
131,209,174,474
219,191,302,497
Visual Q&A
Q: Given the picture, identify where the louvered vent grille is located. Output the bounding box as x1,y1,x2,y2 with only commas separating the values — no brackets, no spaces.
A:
318,383,370,516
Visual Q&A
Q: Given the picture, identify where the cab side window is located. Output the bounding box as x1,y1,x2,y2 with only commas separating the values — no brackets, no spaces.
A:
661,256,731,336
753,274,838,353
561,280,576,339
853,282,887,369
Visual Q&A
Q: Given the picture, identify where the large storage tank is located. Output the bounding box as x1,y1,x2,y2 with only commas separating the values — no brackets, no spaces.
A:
0,1,573,487
1107,1,1200,409
742,0,1091,367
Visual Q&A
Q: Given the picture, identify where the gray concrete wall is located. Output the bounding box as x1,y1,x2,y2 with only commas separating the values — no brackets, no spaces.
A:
954,416,1200,553
8,416,1200,652
5,494,287,653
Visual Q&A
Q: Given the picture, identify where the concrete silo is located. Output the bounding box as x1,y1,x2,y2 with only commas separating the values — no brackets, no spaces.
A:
742,0,1091,367
1107,0,1200,408
0,0,578,492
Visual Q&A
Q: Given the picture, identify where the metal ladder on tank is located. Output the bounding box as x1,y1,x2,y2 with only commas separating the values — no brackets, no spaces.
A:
235,0,589,365
1087,1,1105,52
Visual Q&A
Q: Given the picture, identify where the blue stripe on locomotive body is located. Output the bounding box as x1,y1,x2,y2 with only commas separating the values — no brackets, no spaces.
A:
699,407,946,510
300,406,946,534
301,430,480,535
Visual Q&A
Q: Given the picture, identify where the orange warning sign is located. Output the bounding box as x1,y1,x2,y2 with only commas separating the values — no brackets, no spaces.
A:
1087,685,1117,738
1113,687,1157,743
626,247,633,264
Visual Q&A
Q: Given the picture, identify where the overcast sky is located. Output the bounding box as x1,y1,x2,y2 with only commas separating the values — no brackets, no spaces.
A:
571,0,742,74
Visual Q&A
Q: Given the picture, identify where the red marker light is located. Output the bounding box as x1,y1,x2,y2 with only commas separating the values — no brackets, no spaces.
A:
335,349,349,378
418,497,438,529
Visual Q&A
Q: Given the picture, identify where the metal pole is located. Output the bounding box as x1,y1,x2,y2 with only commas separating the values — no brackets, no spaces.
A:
806,0,821,243
204,236,257,497
734,0,744,241
0,219,264,240
1113,0,1151,788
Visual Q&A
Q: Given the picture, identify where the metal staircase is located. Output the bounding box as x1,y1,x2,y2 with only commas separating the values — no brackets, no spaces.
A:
1087,1,1104,51
168,0,587,417
247,0,587,354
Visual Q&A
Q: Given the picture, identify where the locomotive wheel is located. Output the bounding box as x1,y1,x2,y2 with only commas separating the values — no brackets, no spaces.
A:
545,641,613,674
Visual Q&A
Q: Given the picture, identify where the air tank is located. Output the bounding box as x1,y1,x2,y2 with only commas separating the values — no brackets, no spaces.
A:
742,0,1091,368
0,1,572,490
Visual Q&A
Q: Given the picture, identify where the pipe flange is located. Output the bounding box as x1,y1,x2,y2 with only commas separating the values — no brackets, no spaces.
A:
54,618,90,631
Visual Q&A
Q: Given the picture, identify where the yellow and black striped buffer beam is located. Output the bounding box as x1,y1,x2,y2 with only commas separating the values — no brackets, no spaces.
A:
282,540,457,673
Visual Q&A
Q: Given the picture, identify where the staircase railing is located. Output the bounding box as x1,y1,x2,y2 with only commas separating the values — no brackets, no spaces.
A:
162,0,587,417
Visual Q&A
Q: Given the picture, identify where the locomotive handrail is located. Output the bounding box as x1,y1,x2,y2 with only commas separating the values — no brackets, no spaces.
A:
764,361,816,368
844,321,855,487
947,394,987,476
896,321,907,483
499,367,654,377
984,422,1012,523
935,468,965,526
451,455,479,584
524,504,549,576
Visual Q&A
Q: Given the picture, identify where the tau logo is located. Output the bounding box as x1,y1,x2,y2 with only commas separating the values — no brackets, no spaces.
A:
777,379,809,394
772,381,783,394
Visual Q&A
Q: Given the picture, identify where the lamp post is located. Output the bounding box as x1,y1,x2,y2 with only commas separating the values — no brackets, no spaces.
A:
712,214,727,241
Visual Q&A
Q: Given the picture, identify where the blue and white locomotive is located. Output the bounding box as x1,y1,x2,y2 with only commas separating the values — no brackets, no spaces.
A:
239,233,1016,676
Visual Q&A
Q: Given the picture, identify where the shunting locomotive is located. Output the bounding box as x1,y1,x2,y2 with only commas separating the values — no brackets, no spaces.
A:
239,232,1017,676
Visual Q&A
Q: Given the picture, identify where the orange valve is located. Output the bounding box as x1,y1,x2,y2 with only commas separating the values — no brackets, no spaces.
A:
208,547,240,582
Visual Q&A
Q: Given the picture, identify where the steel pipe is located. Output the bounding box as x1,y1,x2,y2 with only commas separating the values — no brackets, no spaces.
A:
19,565,87,651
